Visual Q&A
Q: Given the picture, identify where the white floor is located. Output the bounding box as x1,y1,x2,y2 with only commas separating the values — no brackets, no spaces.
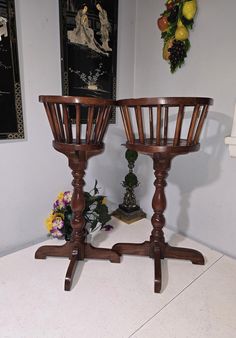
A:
0,218,235,338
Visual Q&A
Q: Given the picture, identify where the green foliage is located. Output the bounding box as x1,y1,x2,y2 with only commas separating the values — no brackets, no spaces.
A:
125,149,138,163
123,172,139,188
45,180,112,241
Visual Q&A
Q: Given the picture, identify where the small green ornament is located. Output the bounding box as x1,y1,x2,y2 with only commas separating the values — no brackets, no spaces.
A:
125,149,138,163
124,172,138,188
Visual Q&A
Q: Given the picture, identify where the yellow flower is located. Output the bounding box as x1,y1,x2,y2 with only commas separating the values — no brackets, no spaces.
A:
44,212,65,233
53,212,64,221
44,212,54,232
102,197,107,205
56,192,64,202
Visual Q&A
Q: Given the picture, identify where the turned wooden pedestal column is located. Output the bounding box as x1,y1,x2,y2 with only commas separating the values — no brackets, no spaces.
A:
112,97,213,293
35,96,120,291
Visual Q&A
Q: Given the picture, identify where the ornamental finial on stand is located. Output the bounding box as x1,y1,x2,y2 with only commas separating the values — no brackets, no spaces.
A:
113,149,146,223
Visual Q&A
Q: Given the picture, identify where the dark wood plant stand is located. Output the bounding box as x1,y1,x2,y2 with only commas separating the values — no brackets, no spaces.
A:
112,97,213,293
35,96,120,291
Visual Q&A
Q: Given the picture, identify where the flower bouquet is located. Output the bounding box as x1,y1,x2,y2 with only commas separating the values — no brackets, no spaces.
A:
45,180,112,241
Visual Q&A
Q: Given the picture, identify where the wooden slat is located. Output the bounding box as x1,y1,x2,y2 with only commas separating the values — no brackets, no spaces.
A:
44,102,57,140
86,106,94,143
149,107,154,141
173,105,185,146
62,104,72,143
95,106,106,143
156,105,162,145
50,103,62,141
164,106,168,141
98,106,111,142
135,106,144,143
93,107,102,142
194,105,209,143
187,104,200,145
123,106,134,144
56,104,65,142
75,104,81,144
120,107,130,142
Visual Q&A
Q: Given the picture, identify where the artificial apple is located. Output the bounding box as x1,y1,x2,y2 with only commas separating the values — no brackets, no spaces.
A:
157,15,169,32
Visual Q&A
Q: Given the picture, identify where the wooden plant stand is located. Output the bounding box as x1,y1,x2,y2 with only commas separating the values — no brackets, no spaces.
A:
112,97,213,293
35,96,120,291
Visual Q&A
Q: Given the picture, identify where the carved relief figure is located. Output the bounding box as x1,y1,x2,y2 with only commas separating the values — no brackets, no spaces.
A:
96,2,112,51
67,5,107,55
0,16,8,41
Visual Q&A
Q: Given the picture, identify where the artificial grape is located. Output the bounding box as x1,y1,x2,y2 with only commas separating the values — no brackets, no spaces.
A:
168,39,187,72
168,6,179,23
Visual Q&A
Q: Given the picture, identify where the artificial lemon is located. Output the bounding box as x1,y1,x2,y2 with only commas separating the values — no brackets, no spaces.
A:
175,25,189,40
182,0,197,20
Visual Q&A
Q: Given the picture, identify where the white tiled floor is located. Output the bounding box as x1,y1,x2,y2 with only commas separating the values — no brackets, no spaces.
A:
0,218,235,338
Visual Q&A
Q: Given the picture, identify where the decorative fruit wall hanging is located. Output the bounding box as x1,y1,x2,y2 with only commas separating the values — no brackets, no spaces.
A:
157,0,197,73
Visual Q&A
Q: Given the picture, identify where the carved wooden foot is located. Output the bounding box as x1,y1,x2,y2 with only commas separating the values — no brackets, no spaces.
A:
154,245,162,293
85,243,120,263
164,244,204,265
35,242,72,259
65,251,79,291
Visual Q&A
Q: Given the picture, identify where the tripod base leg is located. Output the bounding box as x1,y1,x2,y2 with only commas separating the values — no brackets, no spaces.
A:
164,244,205,265
35,241,120,291
35,242,71,259
154,245,162,293
112,240,205,293
65,252,79,291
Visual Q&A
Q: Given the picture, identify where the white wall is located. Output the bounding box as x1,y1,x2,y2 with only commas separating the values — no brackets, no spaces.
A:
0,0,71,255
85,0,136,205
134,0,236,258
3,0,235,260
0,0,136,256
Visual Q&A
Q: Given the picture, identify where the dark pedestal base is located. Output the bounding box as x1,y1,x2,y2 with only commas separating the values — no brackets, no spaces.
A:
112,207,146,224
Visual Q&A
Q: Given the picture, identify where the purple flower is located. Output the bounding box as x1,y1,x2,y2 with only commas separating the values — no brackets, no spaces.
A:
63,191,72,206
103,224,113,231
52,216,64,230
53,199,66,210
50,226,63,238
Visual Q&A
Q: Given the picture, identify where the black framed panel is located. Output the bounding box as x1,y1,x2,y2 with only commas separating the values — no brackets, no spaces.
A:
59,0,118,123
0,0,24,139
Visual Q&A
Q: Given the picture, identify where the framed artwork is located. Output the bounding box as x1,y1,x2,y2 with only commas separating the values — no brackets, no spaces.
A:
59,0,118,122
0,0,24,139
